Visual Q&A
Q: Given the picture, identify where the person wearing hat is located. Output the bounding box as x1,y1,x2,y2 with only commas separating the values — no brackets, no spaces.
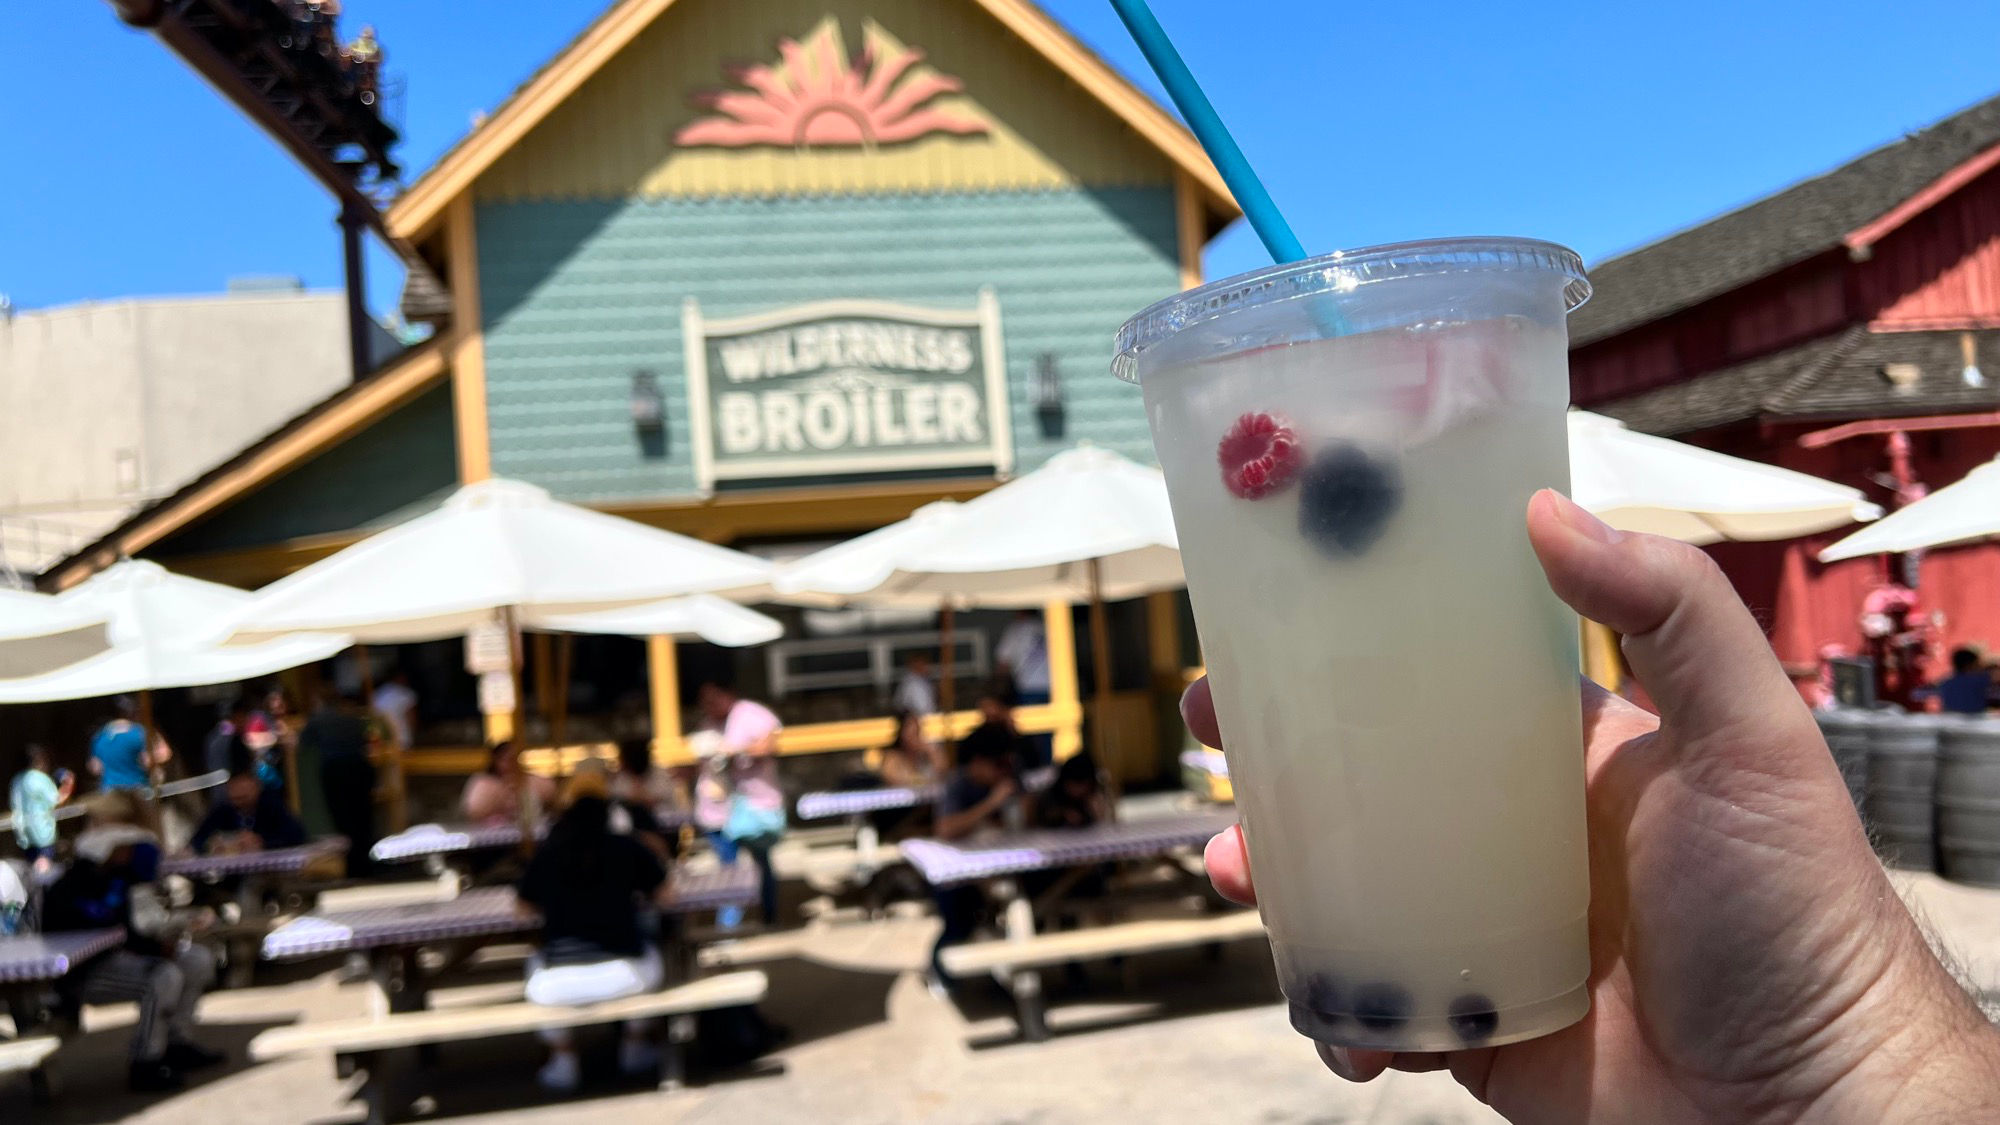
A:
517,767,669,1094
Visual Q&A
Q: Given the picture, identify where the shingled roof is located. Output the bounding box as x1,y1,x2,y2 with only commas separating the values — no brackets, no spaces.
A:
1570,94,2000,347
1594,327,2000,436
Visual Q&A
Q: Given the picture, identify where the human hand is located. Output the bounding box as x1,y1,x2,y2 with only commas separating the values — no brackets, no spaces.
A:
1192,490,2000,1123
988,778,1020,806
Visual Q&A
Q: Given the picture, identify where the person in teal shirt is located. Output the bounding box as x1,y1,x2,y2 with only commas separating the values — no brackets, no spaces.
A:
10,744,72,865
90,697,168,791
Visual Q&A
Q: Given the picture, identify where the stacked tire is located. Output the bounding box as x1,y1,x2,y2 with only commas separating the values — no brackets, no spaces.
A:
1938,719,2000,888
1814,709,1873,812
1864,714,1948,871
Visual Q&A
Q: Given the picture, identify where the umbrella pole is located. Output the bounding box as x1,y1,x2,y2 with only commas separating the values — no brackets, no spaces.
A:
1088,559,1113,766
938,603,956,716
531,633,555,744
553,634,573,747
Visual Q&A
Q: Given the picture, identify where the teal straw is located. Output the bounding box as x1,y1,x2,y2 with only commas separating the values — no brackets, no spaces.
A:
1110,0,1307,264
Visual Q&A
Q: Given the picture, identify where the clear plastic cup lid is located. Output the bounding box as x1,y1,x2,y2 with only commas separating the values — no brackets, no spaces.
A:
1112,237,1591,382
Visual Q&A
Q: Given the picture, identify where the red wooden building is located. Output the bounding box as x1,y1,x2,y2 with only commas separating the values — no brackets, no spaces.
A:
1573,94,2000,700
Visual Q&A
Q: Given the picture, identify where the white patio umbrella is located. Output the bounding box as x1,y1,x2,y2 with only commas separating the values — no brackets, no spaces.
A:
1569,410,1882,544
775,445,1182,752
0,587,106,640
523,595,784,649
1819,454,2000,562
0,562,349,792
0,588,110,678
226,478,775,644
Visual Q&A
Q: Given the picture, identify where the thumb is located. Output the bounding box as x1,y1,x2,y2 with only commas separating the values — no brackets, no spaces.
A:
1526,490,1817,757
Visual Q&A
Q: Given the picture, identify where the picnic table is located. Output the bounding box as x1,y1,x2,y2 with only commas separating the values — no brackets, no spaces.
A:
162,836,349,987
263,862,760,1016
0,928,124,1099
905,809,1237,1039
371,807,698,870
794,766,1062,883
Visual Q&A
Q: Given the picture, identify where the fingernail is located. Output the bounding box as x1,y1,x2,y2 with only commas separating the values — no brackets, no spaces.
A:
1317,1041,1358,1080
1547,489,1622,545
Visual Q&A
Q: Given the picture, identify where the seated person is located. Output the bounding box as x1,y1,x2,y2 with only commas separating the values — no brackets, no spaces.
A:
576,756,673,861
463,739,557,826
191,751,307,856
1033,751,1110,830
929,739,1021,985
517,770,669,1094
1935,646,1996,715
43,790,223,1092
875,709,946,788
936,735,1020,841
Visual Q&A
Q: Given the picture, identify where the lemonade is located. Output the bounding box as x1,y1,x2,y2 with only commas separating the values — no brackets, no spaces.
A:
1116,240,1593,1051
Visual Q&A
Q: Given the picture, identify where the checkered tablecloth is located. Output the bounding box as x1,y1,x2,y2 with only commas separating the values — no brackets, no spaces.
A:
262,886,526,960
1180,750,1229,778
161,837,348,880
900,810,1235,887
370,824,525,863
795,785,942,821
262,863,760,960
663,861,759,912
0,928,124,983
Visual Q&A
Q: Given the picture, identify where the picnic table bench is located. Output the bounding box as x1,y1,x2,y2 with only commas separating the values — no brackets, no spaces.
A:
904,810,1238,1040
257,864,762,1124
0,927,125,1101
250,969,768,1123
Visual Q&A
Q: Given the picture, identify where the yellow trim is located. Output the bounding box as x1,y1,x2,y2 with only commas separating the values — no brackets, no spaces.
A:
445,197,493,483
647,635,682,761
1043,598,1083,760
1175,171,1206,290
402,703,1083,776
46,342,452,590
384,0,1239,243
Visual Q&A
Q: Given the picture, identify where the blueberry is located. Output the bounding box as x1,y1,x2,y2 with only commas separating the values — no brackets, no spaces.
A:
1350,982,1412,1031
1302,972,1345,1015
1297,444,1403,558
1448,994,1500,1042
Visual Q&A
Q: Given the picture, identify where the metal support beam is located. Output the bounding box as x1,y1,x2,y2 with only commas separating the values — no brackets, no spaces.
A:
340,204,370,381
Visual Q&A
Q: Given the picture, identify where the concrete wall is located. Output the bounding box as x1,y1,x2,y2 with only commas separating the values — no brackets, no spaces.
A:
0,290,362,574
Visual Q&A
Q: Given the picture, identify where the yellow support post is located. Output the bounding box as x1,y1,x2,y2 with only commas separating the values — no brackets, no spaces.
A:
649,635,686,766
1582,618,1624,693
1044,598,1082,761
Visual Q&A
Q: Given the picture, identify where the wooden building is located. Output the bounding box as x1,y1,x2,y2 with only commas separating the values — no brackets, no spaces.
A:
1574,94,2000,698
43,0,1236,785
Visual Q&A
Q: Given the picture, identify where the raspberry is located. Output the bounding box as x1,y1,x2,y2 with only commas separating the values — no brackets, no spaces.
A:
1217,413,1303,499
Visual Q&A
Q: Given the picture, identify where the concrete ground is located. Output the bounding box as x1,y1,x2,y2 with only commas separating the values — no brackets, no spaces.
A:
6,871,1996,1124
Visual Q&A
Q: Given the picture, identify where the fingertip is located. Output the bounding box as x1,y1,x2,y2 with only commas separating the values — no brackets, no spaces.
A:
1180,675,1223,749
1316,1042,1392,1082
1203,825,1255,905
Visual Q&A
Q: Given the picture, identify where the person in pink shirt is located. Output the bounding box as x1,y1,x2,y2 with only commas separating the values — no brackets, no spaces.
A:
694,681,786,925
462,740,557,828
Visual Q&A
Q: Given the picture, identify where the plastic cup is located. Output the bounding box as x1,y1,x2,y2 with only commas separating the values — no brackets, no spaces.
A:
1114,238,1593,1051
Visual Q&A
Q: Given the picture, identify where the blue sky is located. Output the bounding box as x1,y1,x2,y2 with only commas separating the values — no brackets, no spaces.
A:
5,0,2000,322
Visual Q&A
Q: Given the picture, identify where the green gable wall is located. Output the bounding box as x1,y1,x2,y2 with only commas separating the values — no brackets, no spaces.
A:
151,383,459,558
475,187,1178,503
